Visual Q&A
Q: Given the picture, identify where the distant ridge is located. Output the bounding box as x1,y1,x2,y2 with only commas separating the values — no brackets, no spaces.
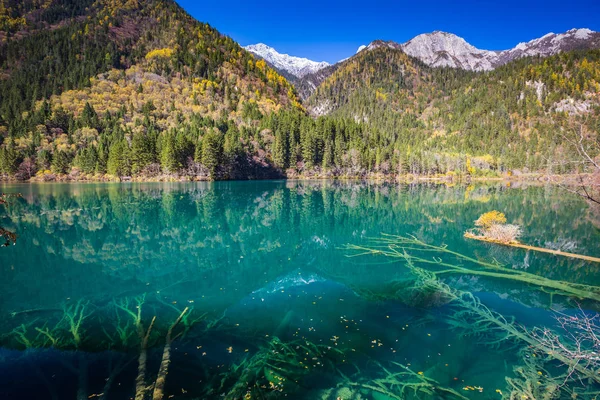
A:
399,28,600,71
254,28,600,82
244,43,330,78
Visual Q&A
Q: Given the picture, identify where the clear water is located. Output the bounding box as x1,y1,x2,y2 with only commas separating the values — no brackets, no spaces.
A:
0,181,599,400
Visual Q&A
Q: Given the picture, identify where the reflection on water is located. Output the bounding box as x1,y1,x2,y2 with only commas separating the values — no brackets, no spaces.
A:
0,181,598,399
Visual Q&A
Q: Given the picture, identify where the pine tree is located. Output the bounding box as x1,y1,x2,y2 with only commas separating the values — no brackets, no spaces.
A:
160,132,178,173
223,123,242,163
80,102,100,129
75,147,98,174
175,131,194,169
301,126,316,168
131,131,156,174
201,131,222,179
272,125,289,169
51,150,72,174
107,139,129,176
96,141,109,174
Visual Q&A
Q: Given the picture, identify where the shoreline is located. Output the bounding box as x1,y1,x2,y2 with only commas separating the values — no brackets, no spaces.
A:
0,172,598,187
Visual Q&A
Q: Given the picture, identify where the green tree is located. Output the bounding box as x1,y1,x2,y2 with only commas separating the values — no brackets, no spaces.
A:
107,139,130,176
96,141,109,174
131,131,156,174
272,125,289,169
0,141,19,174
51,150,72,174
175,131,194,168
75,147,98,174
80,102,100,129
160,132,179,173
201,131,222,179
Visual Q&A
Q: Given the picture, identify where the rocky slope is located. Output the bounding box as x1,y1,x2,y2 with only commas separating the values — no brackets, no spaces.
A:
398,28,600,71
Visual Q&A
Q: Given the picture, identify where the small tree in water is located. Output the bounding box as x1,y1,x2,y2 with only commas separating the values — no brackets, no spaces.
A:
474,210,507,229
470,210,522,244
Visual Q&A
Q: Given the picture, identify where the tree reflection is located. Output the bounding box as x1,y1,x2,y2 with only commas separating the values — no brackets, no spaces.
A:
0,193,21,246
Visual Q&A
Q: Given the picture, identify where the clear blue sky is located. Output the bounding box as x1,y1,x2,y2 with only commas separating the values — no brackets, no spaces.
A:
174,0,600,64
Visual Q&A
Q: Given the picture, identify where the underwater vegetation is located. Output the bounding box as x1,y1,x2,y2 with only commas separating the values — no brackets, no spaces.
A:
216,336,344,399
346,234,600,303
345,235,600,399
3,294,212,400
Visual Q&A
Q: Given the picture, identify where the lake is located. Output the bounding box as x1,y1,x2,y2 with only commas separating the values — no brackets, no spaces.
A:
0,181,599,400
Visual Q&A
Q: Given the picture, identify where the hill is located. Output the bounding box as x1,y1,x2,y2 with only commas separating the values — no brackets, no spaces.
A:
0,0,301,180
298,45,600,176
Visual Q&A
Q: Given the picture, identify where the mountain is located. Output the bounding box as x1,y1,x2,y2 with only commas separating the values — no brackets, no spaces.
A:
294,28,600,100
391,28,600,71
305,45,438,117
496,28,600,64
302,41,600,175
400,31,498,71
0,0,301,180
295,63,342,101
244,43,330,78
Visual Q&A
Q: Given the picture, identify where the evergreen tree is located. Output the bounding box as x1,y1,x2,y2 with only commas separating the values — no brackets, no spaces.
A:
272,125,289,169
80,102,100,129
175,131,194,169
160,132,179,173
51,150,72,174
0,139,19,174
96,141,109,174
107,139,130,176
201,131,222,179
75,147,98,174
131,131,156,174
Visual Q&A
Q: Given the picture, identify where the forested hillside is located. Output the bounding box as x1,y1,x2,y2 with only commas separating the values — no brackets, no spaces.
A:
0,0,598,181
303,46,600,176
0,0,301,180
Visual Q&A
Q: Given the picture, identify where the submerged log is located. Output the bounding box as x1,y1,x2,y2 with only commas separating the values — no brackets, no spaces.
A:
152,307,189,400
135,316,156,400
464,233,600,263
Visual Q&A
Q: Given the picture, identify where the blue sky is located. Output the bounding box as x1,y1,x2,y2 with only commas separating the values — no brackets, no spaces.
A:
175,0,600,64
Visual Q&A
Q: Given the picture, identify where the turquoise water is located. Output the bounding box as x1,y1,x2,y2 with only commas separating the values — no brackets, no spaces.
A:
0,181,599,399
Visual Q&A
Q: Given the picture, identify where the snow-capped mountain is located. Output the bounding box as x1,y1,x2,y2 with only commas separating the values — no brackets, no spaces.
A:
244,43,330,78
496,28,600,66
375,28,600,71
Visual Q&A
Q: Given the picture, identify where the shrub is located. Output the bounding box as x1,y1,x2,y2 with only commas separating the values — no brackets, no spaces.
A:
474,211,507,229
484,224,522,243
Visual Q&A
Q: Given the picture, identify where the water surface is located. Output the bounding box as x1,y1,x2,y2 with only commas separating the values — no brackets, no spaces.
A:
0,181,599,399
